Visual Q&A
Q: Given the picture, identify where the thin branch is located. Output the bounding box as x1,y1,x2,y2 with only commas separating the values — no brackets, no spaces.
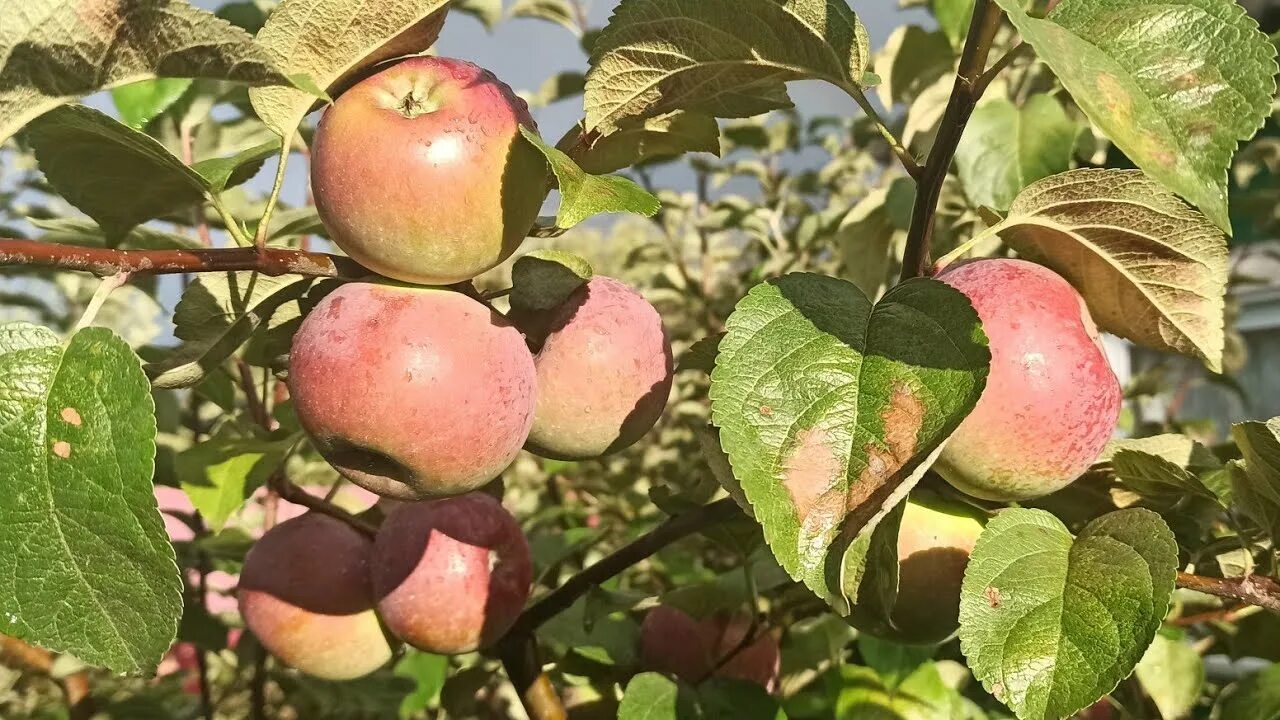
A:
268,473,379,538
0,635,94,720
1176,572,1280,613
254,139,293,250
0,239,370,279
900,0,1005,280
976,42,1028,96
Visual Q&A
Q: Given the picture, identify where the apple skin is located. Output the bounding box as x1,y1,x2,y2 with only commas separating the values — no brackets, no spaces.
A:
289,282,537,500
887,497,986,645
523,277,674,460
639,606,781,693
935,259,1122,501
372,493,532,655
311,56,546,285
238,514,392,681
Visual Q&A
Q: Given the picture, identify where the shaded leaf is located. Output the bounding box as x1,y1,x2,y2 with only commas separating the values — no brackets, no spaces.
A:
874,25,953,106
1213,662,1280,720
955,96,1078,212
111,78,194,129
192,140,282,194
563,112,721,175
996,169,1229,372
1135,628,1203,720
510,249,593,313
511,0,581,35
452,0,504,29
519,126,660,228
0,324,181,673
619,673,699,720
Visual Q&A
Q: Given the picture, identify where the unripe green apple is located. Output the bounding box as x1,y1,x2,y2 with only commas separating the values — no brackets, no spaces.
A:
935,259,1122,501
289,282,536,500
372,493,532,654
639,606,781,692
523,277,673,460
310,56,546,285
887,496,986,644
238,514,391,680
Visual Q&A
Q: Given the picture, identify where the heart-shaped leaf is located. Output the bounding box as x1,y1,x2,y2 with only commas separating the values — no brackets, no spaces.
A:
955,96,1079,212
709,274,989,612
519,126,660,229
992,0,1277,232
585,0,872,133
995,169,1229,372
959,508,1178,720
0,0,293,145
0,324,181,673
249,0,451,136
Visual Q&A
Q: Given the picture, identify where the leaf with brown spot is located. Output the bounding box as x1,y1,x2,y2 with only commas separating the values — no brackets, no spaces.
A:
709,274,989,612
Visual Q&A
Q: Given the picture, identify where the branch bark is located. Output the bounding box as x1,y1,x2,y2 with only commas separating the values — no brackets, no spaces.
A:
899,0,1004,280
0,634,94,720
0,238,369,279
1176,572,1280,613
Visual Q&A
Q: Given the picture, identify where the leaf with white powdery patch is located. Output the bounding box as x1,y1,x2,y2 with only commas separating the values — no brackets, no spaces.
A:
958,508,1178,720
584,0,873,133
249,0,451,136
995,169,1229,373
0,323,181,673
993,0,1277,232
709,274,989,614
520,126,660,229
0,0,293,145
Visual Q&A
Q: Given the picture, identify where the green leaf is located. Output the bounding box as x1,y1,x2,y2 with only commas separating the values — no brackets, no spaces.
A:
562,112,722,175
192,140,283,194
111,79,194,129
1214,662,1280,720
528,71,587,108
394,651,449,717
1110,449,1220,505
834,663,970,719
509,250,593,314
538,597,639,666
176,428,292,531
145,273,314,389
709,274,989,613
996,169,1229,373
856,635,935,689
679,334,725,375
955,96,1078,212
932,0,976,50
1097,434,1221,471
32,219,203,252
958,508,1178,720
510,0,581,35
452,0,504,29
1134,628,1203,720
1232,419,1280,539
519,125,660,229
874,26,953,106
992,0,1278,232
25,105,209,241
249,0,451,136
0,0,293,145
620,673,700,720
698,678,787,720
584,0,873,133
0,323,181,673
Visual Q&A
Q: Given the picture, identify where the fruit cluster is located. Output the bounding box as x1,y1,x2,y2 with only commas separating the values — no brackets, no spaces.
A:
238,56,674,680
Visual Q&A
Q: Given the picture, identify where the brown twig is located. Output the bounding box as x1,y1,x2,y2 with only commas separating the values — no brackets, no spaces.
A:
899,0,1005,280
1176,572,1280,613
0,239,369,279
0,635,94,720
498,498,743,720
1168,604,1249,627
268,473,379,538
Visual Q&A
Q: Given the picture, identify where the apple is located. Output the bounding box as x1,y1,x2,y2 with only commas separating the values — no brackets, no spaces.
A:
522,277,673,460
372,493,532,654
238,514,391,680
639,606,780,692
886,496,986,644
289,282,537,500
311,56,547,285
935,259,1122,501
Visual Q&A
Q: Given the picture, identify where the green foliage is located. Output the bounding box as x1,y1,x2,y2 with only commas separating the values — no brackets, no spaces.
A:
0,324,180,673
954,96,1077,212
509,249,593,313
519,125,661,228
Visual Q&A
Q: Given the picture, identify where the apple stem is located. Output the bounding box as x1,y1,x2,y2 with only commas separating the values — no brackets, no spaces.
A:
900,0,1006,281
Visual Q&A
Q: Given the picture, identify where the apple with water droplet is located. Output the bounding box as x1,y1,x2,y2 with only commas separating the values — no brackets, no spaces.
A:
311,56,547,285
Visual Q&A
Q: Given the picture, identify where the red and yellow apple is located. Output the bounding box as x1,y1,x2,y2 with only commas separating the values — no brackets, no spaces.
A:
522,277,674,460
372,493,532,655
935,259,1122,501
639,606,780,692
311,56,547,285
289,282,537,500
887,496,986,644
238,514,391,680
